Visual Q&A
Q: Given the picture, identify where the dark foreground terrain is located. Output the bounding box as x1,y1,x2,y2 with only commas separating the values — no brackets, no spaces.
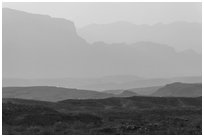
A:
2,96,202,135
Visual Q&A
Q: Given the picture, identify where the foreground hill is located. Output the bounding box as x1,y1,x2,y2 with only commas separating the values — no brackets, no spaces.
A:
3,96,202,135
151,83,202,97
3,95,202,112
58,96,201,111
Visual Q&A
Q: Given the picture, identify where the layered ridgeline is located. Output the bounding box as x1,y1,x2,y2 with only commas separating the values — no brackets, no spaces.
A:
2,86,138,101
3,8,201,80
2,83,202,102
78,21,202,53
3,76,202,91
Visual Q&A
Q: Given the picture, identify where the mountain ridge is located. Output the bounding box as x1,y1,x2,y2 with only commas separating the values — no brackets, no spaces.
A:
78,21,201,53
3,8,201,79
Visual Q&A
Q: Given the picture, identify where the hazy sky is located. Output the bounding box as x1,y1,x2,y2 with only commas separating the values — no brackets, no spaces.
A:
3,2,202,27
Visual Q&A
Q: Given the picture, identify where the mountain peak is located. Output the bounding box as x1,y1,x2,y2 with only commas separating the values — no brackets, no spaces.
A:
118,90,138,97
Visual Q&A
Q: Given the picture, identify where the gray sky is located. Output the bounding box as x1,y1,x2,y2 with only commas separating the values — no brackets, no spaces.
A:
3,2,202,27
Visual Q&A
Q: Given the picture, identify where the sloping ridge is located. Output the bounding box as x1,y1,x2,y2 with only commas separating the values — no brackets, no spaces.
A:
2,86,114,102
151,82,202,97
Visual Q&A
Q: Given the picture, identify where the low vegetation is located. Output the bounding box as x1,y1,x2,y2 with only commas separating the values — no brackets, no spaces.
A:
2,96,202,135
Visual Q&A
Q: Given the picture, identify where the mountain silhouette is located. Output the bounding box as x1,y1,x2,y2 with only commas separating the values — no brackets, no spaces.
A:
3,8,90,78
78,21,202,53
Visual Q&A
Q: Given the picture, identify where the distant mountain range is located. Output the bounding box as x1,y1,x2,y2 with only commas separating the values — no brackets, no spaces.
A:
3,76,201,91
80,76,202,91
3,82,202,101
78,21,202,53
3,8,201,79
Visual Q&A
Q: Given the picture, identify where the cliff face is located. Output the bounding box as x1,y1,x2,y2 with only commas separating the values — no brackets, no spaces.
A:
3,8,89,51
3,8,89,78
